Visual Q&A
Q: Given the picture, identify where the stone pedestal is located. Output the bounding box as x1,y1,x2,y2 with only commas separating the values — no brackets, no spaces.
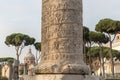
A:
23,74,99,80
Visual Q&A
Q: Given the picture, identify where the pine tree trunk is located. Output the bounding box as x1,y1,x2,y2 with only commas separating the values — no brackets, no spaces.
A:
110,40,114,77
16,53,19,61
101,47,105,77
89,43,92,73
99,45,105,77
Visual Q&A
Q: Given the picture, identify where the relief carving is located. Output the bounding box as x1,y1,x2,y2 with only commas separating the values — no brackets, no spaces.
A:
52,10,79,24
36,0,90,74
55,54,59,60
53,40,59,50
47,0,82,10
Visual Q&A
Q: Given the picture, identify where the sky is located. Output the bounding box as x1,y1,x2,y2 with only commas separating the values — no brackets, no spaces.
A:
83,0,120,30
0,0,120,62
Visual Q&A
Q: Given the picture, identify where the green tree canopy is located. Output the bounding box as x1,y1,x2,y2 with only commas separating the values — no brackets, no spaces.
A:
87,46,120,60
83,26,90,43
95,18,120,34
34,42,41,64
5,33,36,60
83,26,90,63
34,42,41,52
89,31,109,44
0,57,15,63
5,33,35,46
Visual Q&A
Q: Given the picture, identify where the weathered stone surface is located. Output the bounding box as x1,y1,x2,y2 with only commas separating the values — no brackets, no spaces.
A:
23,74,99,80
36,0,90,74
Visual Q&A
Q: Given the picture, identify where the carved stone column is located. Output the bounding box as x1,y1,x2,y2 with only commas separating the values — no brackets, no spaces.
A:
36,0,89,74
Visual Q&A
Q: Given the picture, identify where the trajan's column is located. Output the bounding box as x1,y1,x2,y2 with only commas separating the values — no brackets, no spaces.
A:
35,0,99,80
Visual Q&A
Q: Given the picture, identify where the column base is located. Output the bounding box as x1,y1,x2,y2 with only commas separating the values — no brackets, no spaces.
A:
22,74,99,80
